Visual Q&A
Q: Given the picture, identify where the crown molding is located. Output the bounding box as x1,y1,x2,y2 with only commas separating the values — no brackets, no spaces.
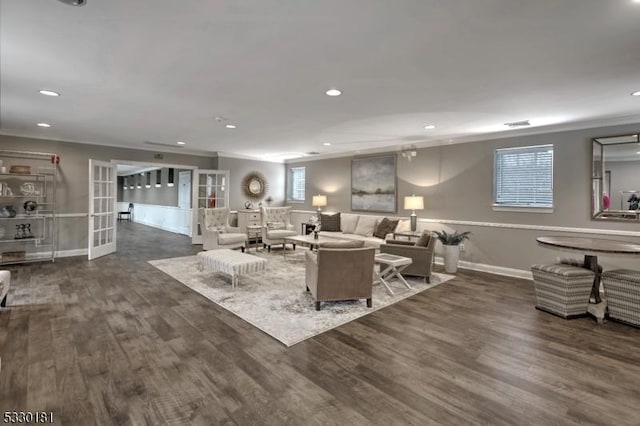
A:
283,114,640,163
0,130,218,158
217,151,285,164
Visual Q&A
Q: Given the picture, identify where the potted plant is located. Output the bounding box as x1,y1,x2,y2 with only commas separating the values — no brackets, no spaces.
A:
434,230,471,273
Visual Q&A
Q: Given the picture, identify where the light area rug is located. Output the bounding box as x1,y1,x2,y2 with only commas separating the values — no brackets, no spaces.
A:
149,249,454,347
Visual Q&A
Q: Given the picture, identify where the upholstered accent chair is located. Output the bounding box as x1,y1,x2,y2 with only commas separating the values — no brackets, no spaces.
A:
0,270,10,307
199,207,247,251
260,206,297,252
379,231,436,283
305,243,376,311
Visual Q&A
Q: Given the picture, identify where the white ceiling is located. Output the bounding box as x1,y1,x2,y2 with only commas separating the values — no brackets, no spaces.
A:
1,0,640,161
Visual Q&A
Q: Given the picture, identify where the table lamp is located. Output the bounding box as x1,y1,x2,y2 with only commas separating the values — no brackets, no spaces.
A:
404,194,424,232
312,195,327,213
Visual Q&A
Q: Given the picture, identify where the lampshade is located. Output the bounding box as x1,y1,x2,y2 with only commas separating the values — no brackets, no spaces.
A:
312,195,327,207
404,195,424,210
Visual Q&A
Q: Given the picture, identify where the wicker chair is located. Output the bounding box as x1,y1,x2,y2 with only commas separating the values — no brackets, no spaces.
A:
601,269,640,327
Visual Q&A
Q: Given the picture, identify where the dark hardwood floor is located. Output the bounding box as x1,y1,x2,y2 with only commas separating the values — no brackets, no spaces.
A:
1,222,640,425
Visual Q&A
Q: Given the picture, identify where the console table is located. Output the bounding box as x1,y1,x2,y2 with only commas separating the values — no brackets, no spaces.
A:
536,236,640,322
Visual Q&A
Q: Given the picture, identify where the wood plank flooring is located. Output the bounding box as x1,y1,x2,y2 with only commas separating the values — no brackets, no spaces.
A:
1,222,640,425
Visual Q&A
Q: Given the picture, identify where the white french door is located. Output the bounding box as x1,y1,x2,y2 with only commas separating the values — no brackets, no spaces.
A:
191,169,230,244
88,160,117,260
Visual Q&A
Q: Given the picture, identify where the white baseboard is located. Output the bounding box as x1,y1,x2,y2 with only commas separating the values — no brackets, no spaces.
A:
57,248,88,258
134,218,189,236
434,256,533,280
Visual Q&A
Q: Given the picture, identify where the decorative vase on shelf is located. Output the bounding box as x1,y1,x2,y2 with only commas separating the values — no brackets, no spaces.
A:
0,206,16,218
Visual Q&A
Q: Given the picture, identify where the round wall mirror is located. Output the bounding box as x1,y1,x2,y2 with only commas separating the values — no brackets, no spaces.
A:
242,171,269,200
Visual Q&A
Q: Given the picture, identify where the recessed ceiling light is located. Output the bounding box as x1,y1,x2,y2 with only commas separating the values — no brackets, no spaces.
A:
636,151,640,154
325,89,342,97
423,124,436,130
176,141,186,145
632,90,640,96
36,123,51,127
225,124,236,129
39,90,60,97
323,142,331,146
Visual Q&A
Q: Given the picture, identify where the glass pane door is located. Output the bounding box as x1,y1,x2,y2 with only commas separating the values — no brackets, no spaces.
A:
192,169,229,244
88,160,116,259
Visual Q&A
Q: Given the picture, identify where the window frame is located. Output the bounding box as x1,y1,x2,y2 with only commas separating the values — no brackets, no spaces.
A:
492,144,554,213
286,166,306,203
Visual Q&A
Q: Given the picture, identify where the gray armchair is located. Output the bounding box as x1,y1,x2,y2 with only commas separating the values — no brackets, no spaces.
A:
379,231,436,283
305,245,375,311
199,207,247,251
260,206,297,252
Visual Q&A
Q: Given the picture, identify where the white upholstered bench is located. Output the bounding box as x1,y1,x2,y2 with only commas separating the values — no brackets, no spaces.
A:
197,249,267,290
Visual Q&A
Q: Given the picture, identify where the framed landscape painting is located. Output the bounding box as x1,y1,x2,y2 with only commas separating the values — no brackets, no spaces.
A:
351,154,397,213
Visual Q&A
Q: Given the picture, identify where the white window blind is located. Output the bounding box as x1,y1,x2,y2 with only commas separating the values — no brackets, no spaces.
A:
494,144,553,207
287,167,306,201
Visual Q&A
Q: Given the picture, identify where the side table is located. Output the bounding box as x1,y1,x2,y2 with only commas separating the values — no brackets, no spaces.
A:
246,225,262,252
301,222,317,235
374,253,413,295
392,230,423,241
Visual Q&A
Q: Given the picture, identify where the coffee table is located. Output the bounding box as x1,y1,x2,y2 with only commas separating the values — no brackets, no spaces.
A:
374,253,413,295
283,234,341,258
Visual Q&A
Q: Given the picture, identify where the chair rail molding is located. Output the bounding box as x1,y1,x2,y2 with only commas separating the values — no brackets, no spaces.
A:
291,209,640,238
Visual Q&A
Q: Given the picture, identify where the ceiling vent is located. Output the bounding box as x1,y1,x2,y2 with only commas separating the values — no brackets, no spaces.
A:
305,151,320,155
144,141,184,148
57,0,87,6
504,120,531,128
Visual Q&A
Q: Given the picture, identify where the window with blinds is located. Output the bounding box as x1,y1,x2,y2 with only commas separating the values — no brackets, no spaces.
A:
287,166,306,202
494,144,553,208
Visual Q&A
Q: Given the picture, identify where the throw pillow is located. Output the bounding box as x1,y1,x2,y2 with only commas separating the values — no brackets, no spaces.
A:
395,219,411,233
415,231,432,247
340,213,360,234
320,213,341,232
354,215,378,237
267,222,285,230
373,217,399,239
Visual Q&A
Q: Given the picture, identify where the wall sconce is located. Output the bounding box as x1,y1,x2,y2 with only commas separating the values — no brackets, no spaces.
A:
404,194,424,232
156,170,162,188
145,172,151,188
136,173,142,189
167,168,175,187
123,177,128,190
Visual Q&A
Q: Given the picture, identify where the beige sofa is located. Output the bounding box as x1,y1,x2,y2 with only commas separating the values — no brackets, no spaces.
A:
318,213,411,248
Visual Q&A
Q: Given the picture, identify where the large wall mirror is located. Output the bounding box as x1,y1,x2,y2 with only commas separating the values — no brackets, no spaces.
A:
592,133,640,221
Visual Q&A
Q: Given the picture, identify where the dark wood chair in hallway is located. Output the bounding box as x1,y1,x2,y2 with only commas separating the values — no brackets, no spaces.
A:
118,203,134,222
